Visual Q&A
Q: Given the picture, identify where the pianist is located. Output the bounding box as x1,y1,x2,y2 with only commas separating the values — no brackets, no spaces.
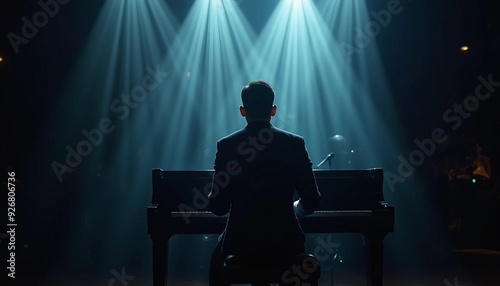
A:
208,80,321,285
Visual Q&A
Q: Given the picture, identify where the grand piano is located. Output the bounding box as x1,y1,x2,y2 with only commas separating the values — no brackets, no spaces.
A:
147,168,395,286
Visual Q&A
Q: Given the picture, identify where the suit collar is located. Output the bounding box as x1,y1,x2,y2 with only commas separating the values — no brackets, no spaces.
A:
245,120,272,130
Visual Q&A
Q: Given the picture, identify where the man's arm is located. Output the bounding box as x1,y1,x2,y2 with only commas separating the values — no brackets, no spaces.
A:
209,141,231,216
293,137,321,218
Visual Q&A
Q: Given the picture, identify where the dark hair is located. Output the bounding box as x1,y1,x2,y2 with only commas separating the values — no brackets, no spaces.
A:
241,80,275,119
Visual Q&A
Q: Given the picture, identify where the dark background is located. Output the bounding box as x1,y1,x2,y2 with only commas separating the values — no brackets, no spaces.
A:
1,0,500,285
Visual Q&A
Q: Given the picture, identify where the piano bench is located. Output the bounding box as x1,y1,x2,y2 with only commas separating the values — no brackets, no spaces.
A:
222,253,321,286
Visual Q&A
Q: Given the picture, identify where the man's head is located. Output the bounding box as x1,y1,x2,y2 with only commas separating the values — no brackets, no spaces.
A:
240,80,277,122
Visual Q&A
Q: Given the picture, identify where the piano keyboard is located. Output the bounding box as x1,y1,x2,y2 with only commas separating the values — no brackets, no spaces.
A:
310,210,373,217
170,210,373,218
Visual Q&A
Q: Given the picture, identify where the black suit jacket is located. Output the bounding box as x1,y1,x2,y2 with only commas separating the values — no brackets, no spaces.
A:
209,120,320,257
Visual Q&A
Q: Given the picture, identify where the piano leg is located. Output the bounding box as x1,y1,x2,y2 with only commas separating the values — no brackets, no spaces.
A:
152,235,170,286
363,233,385,286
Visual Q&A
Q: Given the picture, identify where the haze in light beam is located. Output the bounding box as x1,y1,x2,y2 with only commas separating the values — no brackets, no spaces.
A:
42,0,179,270
150,0,257,170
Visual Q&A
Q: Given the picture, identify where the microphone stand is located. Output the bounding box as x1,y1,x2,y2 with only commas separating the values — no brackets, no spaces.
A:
316,152,334,169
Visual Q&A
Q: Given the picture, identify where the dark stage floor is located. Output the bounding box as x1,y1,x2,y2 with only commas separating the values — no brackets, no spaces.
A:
27,248,499,286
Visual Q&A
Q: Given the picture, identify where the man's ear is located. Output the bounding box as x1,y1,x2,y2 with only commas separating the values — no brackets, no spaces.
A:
239,105,246,117
270,104,277,116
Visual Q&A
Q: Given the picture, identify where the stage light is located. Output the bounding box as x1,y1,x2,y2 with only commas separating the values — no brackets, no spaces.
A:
0,57,3,62
146,0,256,171
209,0,221,7
292,0,303,10
246,0,381,168
41,0,180,271
461,45,469,51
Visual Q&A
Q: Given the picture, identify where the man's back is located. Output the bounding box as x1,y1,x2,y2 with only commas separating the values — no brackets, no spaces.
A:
210,120,320,256
208,80,320,286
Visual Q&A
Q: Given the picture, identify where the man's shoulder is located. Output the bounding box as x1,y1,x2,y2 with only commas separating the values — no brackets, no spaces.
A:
217,124,305,145
270,125,304,141
217,128,246,144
